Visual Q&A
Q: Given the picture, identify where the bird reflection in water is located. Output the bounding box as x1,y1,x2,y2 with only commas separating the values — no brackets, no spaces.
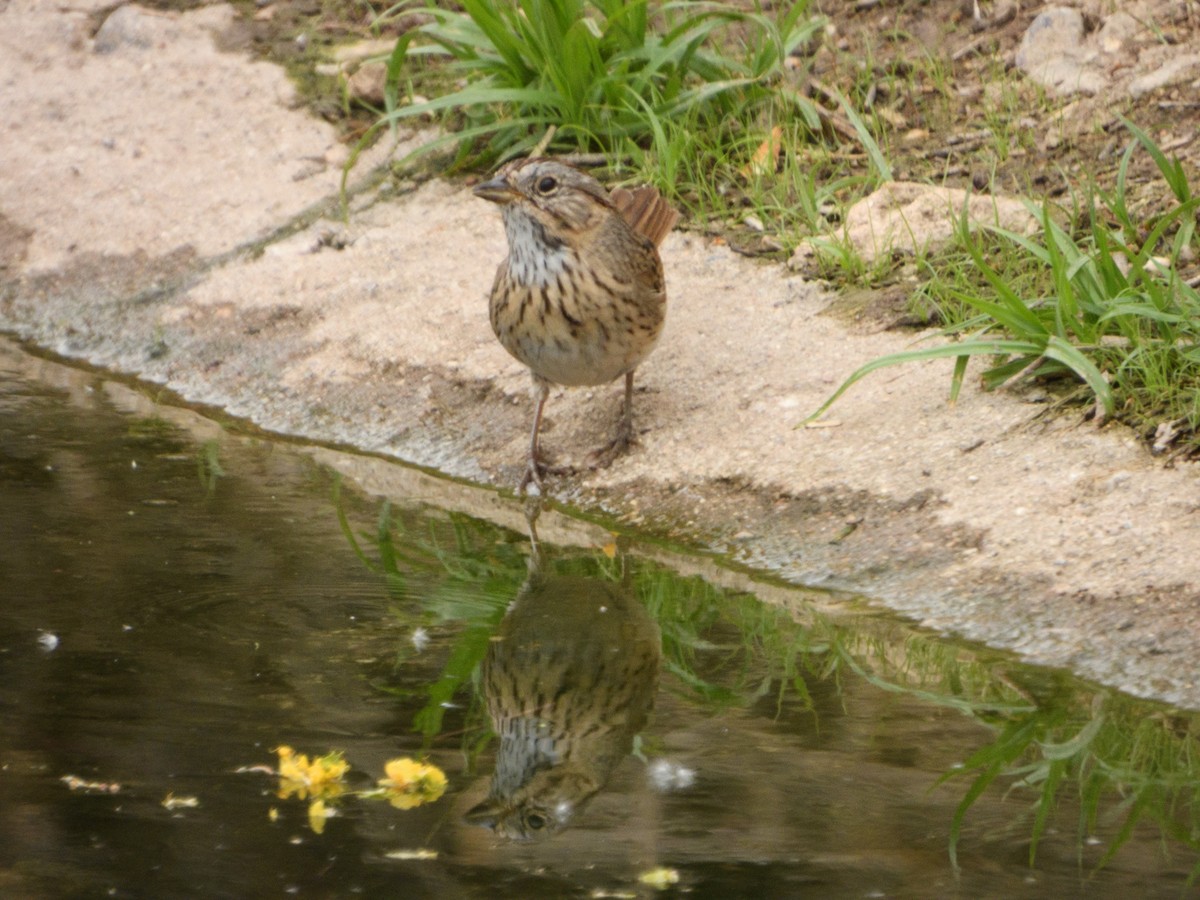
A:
465,501,661,840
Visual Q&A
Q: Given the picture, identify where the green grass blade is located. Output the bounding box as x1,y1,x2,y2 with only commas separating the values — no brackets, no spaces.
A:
1038,714,1105,760
833,90,892,182
383,32,416,119
800,338,1045,424
456,0,536,81
1030,758,1067,865
1042,335,1114,416
1122,117,1191,203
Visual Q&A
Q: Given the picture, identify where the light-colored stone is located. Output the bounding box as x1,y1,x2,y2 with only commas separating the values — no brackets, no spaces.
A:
1129,52,1200,98
93,4,178,53
1015,7,1106,96
1096,11,1143,54
330,38,402,106
791,181,1037,266
332,37,396,65
346,61,388,106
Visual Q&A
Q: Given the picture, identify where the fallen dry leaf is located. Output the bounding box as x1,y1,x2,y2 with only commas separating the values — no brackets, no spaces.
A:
739,126,783,178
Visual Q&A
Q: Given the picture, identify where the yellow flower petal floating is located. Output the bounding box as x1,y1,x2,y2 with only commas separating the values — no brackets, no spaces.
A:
378,758,447,809
638,867,681,890
384,849,439,860
275,746,349,802
61,775,121,793
161,793,199,810
308,799,332,835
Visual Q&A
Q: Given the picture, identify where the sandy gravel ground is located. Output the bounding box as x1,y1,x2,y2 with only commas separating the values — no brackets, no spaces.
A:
2,1,1198,706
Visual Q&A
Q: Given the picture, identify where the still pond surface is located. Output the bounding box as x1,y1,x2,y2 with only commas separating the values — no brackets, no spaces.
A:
1,340,1198,898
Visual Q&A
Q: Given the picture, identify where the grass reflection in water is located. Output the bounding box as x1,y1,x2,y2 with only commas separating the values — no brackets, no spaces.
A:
335,482,1200,885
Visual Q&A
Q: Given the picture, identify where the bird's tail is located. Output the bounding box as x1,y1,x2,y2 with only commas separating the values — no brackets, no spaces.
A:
609,186,679,248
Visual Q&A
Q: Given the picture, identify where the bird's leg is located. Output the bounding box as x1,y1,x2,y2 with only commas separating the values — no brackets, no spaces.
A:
619,369,635,447
519,380,550,494
521,493,545,583
588,371,637,469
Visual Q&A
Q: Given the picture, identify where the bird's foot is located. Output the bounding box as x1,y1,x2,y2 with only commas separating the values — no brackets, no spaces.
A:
586,427,637,471
518,453,572,495
518,459,543,495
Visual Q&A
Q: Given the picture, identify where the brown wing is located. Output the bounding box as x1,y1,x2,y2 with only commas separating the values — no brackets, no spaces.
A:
610,186,679,248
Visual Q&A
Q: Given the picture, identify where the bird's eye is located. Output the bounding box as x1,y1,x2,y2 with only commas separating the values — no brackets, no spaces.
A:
525,813,547,830
535,176,558,195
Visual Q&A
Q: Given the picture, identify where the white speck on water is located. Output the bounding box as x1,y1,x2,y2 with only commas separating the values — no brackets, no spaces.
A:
647,759,695,791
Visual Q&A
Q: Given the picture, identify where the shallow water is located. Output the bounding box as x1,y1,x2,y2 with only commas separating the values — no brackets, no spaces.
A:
1,340,1197,899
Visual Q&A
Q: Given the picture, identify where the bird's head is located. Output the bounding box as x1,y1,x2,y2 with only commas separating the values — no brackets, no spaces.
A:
473,158,611,238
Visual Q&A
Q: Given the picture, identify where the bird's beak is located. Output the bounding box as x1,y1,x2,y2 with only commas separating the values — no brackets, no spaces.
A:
472,176,519,204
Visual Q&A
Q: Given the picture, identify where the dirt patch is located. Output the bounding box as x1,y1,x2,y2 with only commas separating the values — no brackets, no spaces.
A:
810,0,1200,208
0,214,34,274
1,1,1200,708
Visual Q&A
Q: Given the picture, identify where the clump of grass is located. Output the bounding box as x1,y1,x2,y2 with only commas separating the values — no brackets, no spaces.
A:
805,120,1200,454
937,690,1200,880
368,0,823,169
624,106,870,249
339,0,903,253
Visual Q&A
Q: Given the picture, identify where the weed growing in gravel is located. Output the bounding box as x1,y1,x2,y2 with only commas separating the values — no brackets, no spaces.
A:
806,121,1200,454
328,0,918,253
351,0,905,256
370,0,822,168
624,107,870,250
